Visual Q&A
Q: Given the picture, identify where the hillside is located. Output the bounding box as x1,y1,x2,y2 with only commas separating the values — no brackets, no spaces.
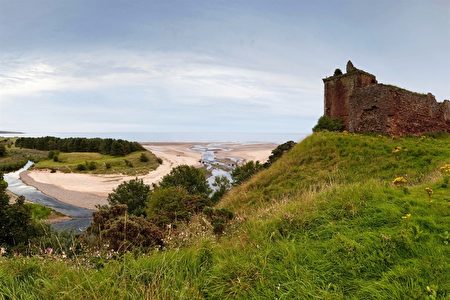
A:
0,132,449,299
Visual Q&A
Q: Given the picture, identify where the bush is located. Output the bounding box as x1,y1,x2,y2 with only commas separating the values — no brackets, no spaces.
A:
86,161,97,170
264,141,296,167
0,144,6,157
52,154,59,162
334,68,343,76
124,159,133,168
211,176,231,204
87,204,163,252
76,164,86,171
105,162,111,169
312,115,344,132
157,157,163,164
0,174,45,249
107,178,150,216
139,153,149,162
231,161,264,185
147,186,209,227
159,165,211,197
203,207,234,235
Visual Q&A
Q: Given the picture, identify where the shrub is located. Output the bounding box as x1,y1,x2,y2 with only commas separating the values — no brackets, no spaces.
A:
52,154,59,162
147,186,209,227
0,144,6,157
203,207,234,235
159,165,211,197
86,161,97,170
231,161,264,185
76,164,86,171
334,68,343,76
87,204,163,252
105,162,112,169
107,178,150,216
157,157,163,164
312,115,344,132
139,153,149,162
124,159,133,168
211,176,232,204
264,141,296,167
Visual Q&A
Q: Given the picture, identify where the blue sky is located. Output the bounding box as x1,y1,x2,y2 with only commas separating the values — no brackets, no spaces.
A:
0,0,449,134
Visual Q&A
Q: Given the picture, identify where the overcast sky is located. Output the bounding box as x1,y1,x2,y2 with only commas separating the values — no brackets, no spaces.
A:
0,0,449,135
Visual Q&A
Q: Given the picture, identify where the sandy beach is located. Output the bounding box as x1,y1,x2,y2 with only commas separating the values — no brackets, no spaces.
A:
20,142,277,210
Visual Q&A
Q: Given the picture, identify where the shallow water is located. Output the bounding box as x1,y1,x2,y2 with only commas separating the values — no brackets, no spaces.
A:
4,161,93,232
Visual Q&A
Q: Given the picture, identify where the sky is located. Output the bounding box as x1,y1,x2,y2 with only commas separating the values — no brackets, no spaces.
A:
0,0,449,136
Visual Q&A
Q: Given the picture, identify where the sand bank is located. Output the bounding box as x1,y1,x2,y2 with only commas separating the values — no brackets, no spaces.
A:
21,142,276,210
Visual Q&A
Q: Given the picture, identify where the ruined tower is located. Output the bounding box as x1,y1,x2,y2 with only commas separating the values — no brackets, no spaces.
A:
322,61,450,136
322,61,377,129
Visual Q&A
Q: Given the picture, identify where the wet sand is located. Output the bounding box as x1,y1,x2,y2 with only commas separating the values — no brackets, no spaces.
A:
21,142,277,210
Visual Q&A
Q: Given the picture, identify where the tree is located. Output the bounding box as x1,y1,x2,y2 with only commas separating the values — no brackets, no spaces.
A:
231,161,264,185
334,68,343,76
211,176,232,204
139,153,149,162
0,174,44,248
159,165,211,197
147,186,209,227
107,178,150,216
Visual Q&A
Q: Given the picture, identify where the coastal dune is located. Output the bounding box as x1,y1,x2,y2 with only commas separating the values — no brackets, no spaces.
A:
20,142,276,210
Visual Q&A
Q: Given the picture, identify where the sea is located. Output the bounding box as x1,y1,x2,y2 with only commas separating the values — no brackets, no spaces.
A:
0,132,308,144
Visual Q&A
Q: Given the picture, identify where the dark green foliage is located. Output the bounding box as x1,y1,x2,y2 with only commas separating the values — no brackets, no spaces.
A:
52,154,59,162
0,144,6,157
313,115,345,132
211,176,231,204
86,161,97,170
15,137,144,156
231,161,264,185
147,186,209,227
264,140,296,167
105,162,111,169
157,157,163,164
334,68,343,76
87,204,163,252
203,207,234,235
139,153,149,162
159,165,211,197
76,164,86,171
0,174,44,248
107,178,150,216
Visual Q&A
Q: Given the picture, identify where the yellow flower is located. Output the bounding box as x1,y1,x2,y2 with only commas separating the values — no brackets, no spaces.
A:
402,213,412,219
392,146,402,153
392,176,408,186
440,164,450,174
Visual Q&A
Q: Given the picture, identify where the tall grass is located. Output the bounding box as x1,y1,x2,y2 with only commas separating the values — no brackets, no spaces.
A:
0,132,448,299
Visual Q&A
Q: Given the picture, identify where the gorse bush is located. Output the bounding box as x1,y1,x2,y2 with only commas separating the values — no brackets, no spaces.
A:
231,160,264,185
312,115,345,132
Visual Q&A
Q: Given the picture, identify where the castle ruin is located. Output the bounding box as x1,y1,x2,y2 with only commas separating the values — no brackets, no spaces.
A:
323,61,450,136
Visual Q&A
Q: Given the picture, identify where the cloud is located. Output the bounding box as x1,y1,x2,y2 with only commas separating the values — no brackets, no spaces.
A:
0,50,321,119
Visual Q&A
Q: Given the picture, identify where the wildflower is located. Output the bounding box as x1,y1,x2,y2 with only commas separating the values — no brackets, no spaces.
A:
393,146,402,153
45,247,54,255
402,213,412,220
61,251,67,259
0,247,6,256
425,187,433,199
392,176,408,186
440,164,450,174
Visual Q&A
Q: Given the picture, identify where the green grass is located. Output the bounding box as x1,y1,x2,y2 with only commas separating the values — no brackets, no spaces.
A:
0,139,48,172
0,132,449,299
34,150,160,176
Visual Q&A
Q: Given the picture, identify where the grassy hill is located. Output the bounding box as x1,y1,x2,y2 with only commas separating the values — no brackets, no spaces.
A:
0,132,448,299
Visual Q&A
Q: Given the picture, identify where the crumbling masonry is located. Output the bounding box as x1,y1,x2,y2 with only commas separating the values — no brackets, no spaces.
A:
323,61,450,136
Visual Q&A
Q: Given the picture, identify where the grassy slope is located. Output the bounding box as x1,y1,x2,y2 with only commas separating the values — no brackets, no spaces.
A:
0,132,449,299
34,150,160,176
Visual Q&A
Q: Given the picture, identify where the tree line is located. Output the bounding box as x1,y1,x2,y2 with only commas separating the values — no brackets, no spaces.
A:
15,137,145,156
